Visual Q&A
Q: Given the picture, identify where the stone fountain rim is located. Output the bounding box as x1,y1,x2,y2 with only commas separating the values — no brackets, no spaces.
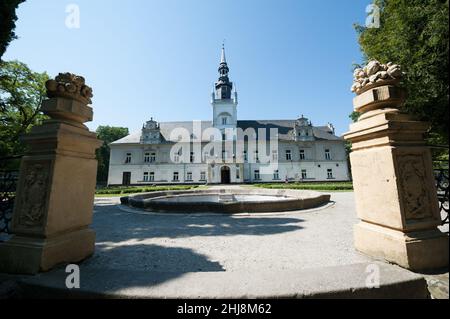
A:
120,188,331,214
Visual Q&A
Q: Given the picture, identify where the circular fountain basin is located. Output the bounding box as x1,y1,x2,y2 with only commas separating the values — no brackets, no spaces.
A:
121,188,330,214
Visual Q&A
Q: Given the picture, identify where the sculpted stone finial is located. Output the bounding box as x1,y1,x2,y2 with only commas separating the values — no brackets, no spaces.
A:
351,61,405,114
42,73,94,124
46,73,93,105
351,60,403,95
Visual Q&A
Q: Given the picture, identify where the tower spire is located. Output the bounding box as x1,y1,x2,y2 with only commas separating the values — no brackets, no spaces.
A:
221,42,226,64
215,44,232,99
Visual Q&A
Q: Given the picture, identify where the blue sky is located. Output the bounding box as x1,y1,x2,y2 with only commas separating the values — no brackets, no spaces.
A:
4,0,370,135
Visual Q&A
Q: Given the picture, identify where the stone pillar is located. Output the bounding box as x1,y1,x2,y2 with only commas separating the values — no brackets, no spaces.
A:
0,73,102,274
344,61,449,271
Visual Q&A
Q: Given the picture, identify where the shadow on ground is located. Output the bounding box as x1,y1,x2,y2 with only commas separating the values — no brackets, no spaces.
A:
65,200,307,291
0,200,308,298
93,201,304,239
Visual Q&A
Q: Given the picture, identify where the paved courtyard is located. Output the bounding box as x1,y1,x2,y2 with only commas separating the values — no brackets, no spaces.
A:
1,189,447,298
89,192,370,273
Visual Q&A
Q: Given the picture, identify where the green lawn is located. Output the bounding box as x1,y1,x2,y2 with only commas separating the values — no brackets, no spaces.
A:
95,182,354,196
95,185,199,195
254,182,354,191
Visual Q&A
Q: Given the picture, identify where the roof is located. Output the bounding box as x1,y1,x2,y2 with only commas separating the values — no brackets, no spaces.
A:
110,120,342,145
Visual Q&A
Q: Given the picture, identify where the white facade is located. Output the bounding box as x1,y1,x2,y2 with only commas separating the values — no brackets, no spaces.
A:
108,140,349,185
107,47,350,185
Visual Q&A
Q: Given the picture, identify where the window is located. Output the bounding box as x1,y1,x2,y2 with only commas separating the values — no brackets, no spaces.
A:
186,172,192,181
286,150,292,161
299,150,305,160
254,150,259,162
200,171,206,181
125,153,132,164
222,133,226,141
190,152,195,163
222,117,227,125
174,150,181,163
149,172,155,182
150,152,156,163
144,152,150,163
254,170,260,180
236,166,240,179
325,149,331,160
301,169,307,179
273,170,280,180
243,151,248,162
143,172,149,182
173,172,179,181
272,150,278,161
327,169,333,179
222,150,227,160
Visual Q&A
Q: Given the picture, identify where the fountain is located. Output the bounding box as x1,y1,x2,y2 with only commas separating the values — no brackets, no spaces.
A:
121,188,330,214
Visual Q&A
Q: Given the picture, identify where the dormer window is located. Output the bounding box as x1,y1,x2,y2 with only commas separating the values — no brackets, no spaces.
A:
222,117,228,125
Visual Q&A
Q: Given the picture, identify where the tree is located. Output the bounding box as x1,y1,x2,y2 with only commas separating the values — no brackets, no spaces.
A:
0,0,25,60
349,111,361,123
95,126,129,184
354,0,449,144
0,60,49,159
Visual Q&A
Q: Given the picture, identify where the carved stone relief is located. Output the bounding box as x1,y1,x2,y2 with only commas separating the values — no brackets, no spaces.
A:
16,162,50,228
398,155,432,220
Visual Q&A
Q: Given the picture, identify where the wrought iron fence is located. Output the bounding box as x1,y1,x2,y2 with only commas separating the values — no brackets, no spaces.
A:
429,143,449,226
434,164,449,226
0,156,21,234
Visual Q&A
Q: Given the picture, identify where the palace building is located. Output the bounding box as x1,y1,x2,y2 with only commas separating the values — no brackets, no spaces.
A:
107,47,350,185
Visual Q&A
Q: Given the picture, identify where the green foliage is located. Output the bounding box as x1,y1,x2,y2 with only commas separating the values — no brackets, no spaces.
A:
96,185,198,195
0,0,25,59
0,60,49,160
95,126,129,183
349,111,361,123
254,182,354,191
355,0,449,143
